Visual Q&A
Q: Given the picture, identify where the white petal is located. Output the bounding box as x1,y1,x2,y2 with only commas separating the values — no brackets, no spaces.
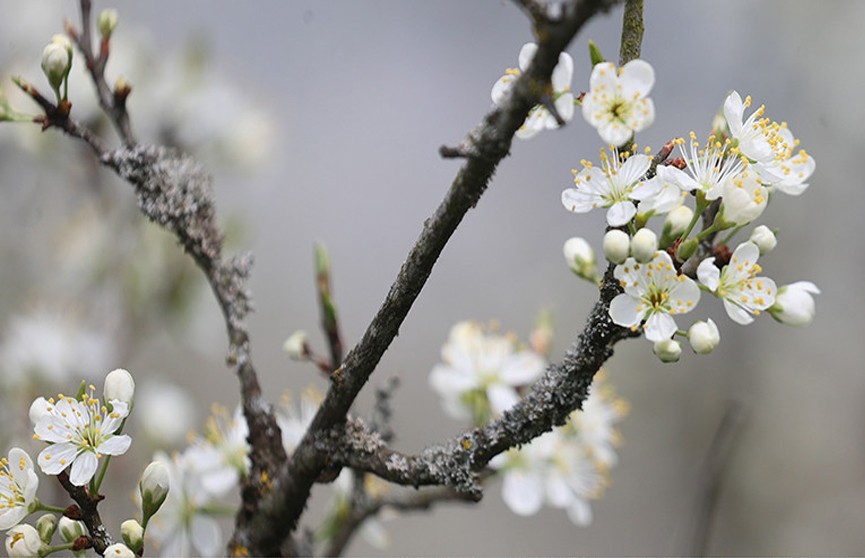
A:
605,201,636,227
545,473,575,508
724,91,744,136
97,435,132,456
609,294,642,328
190,515,223,557
38,443,78,476
723,299,755,325
518,43,538,71
69,452,98,486
502,470,545,516
0,508,27,530
429,365,476,396
619,154,651,185
598,121,633,148
499,352,545,385
491,75,513,105
697,258,720,291
644,312,677,342
561,188,595,213
620,59,655,99
566,498,594,526
488,384,520,415
552,52,574,92
554,93,575,124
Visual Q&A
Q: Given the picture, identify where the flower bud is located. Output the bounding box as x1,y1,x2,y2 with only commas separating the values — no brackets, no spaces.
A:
769,281,820,326
98,9,119,40
676,238,698,262
603,229,630,264
41,42,70,93
121,519,143,553
749,225,777,255
687,319,720,354
653,339,681,363
104,368,135,405
140,461,170,524
104,543,136,558
663,205,693,240
58,517,86,543
29,397,51,426
283,330,309,360
35,514,57,544
630,228,658,263
5,525,43,557
563,236,597,282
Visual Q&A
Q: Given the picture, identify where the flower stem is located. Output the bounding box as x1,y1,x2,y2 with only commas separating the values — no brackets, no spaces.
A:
33,500,69,514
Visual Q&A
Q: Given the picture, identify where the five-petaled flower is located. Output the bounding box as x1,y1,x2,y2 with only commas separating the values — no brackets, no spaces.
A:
33,389,132,486
697,241,776,325
491,43,575,139
609,251,701,342
0,448,38,530
562,148,657,227
582,60,655,146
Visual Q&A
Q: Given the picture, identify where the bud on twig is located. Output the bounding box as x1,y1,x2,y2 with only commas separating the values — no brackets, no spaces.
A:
98,9,119,40
139,461,170,527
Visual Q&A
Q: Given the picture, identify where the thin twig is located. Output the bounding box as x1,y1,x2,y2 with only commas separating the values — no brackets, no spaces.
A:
689,400,747,556
618,0,643,66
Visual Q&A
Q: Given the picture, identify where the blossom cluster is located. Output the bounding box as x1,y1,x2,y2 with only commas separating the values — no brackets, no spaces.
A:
550,50,819,361
429,321,628,525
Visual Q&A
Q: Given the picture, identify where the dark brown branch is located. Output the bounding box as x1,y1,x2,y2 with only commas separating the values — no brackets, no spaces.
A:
234,1,616,555
56,472,111,555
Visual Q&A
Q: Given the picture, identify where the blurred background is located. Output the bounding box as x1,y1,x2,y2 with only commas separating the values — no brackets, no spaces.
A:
0,1,862,555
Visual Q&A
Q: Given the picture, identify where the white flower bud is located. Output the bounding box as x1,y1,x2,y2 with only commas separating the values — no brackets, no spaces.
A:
57,517,86,543
603,229,630,264
687,319,720,354
653,339,681,363
283,330,309,360
104,368,135,405
719,172,767,227
140,461,170,522
5,524,43,557
121,519,143,552
769,281,820,326
35,514,57,544
50,34,73,53
29,397,51,426
41,42,70,92
563,236,597,281
98,9,119,39
630,228,658,263
104,543,136,558
749,225,777,255
665,205,693,238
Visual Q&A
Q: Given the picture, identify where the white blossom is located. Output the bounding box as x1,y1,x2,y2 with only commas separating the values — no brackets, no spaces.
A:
183,406,249,496
610,251,701,342
276,387,321,454
491,43,574,139
582,59,655,146
697,242,776,325
430,322,545,423
34,390,132,486
0,448,38,530
718,170,768,227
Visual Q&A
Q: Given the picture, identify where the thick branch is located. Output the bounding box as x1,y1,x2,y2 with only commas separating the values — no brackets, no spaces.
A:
235,1,616,555
57,472,112,555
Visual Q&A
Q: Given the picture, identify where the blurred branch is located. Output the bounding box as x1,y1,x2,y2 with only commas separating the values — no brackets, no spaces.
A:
618,0,643,66
689,400,747,556
315,243,344,370
67,0,136,146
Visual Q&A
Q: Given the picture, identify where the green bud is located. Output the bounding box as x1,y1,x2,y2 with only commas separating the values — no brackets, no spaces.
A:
98,9,119,40
676,238,699,262
35,514,57,544
120,519,143,554
588,40,605,66
57,517,86,543
139,461,170,526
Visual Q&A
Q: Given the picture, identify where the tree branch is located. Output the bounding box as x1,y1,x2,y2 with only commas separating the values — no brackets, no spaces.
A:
233,1,617,555
618,0,643,66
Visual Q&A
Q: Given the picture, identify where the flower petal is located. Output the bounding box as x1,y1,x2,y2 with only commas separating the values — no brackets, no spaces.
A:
96,434,132,456
609,294,642,328
502,469,545,516
606,200,636,226
69,451,98,486
644,312,677,342
620,59,655,100
697,258,720,291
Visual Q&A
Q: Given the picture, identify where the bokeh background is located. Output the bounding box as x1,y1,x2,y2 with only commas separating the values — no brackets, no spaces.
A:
1,1,863,555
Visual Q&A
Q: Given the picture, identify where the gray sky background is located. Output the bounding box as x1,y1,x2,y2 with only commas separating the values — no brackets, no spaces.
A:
2,1,864,555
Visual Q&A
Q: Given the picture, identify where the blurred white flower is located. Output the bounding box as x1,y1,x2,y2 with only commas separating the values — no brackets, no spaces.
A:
491,43,574,139
276,388,322,454
136,380,197,448
183,405,249,496
0,310,113,387
144,451,223,558
582,60,655,146
570,373,629,467
429,321,545,424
